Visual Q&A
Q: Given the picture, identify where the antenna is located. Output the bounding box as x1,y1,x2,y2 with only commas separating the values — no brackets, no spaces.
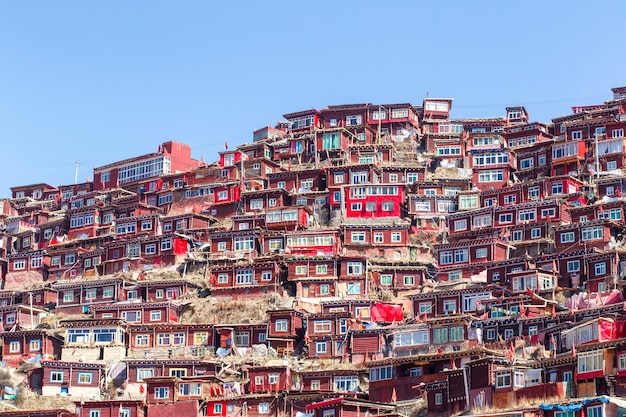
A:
74,161,81,184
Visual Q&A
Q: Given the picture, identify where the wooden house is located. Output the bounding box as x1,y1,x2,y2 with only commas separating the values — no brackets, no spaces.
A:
39,360,105,399
0,304,48,331
53,278,124,314
59,318,127,363
284,255,338,299
0,329,62,368
74,400,145,417
554,219,615,253
305,311,351,360
127,323,214,359
247,364,291,393
341,219,411,261
91,301,181,325
266,309,304,355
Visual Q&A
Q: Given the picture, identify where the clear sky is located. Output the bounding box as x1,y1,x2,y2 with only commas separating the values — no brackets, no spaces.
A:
1,1,625,198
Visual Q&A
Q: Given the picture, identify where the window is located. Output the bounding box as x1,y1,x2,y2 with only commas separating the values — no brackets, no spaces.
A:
607,161,618,170
587,406,603,417
443,300,456,314
235,331,249,346
50,371,63,382
346,115,362,126
433,328,448,343
440,251,453,265
613,129,624,138
403,276,415,285
275,319,288,332
560,232,575,243
351,231,366,243
89,412,100,417
319,284,330,295
476,248,488,258
347,282,361,294
567,260,580,272
346,262,363,275
391,232,401,243
435,393,443,405
454,249,468,263
155,387,170,399
582,226,603,241
531,228,541,239
77,372,92,384
519,209,536,223
29,339,41,351
504,329,514,340
382,201,394,211
495,371,511,388
250,199,264,210
8,340,20,353
150,311,162,321
478,170,504,183
236,269,253,285
253,402,270,414
315,341,328,354
499,213,513,224
380,274,392,286
578,351,604,373
454,219,467,231
595,262,606,276
322,132,341,149
334,376,358,392
13,259,26,270
450,326,464,342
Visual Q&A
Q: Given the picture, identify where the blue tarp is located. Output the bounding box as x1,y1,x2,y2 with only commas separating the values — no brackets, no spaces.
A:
539,396,610,411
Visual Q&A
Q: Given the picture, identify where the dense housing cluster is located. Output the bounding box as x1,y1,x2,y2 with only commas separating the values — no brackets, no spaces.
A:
2,87,626,417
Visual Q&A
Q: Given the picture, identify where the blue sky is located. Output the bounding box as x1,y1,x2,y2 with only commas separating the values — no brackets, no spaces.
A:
1,1,625,197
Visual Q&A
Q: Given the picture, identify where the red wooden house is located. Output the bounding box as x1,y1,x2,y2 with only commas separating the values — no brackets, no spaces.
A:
284,255,338,299
341,219,411,260
366,349,482,403
39,360,105,398
266,309,304,355
247,364,291,393
266,168,325,194
554,219,614,253
284,229,338,257
265,206,310,231
207,228,260,261
370,262,427,294
306,311,351,360
10,183,59,200
214,323,268,354
305,397,396,417
240,188,291,214
350,328,385,363
59,318,127,363
0,329,62,367
204,182,241,219
208,260,280,299
434,237,511,280
343,183,403,219
91,301,181,325
93,141,202,191
470,148,515,191
53,278,123,314
127,323,214,359
75,400,145,417
0,304,48,331
337,256,367,298
5,250,46,287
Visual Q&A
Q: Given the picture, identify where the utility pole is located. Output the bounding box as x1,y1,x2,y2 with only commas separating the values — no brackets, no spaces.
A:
594,133,600,179
74,161,81,184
